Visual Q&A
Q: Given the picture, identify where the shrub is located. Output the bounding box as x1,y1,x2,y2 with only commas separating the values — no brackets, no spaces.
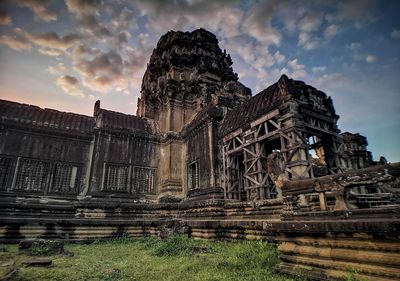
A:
30,243,53,256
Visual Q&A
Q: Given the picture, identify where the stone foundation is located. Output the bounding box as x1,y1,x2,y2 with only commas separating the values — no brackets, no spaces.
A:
1,164,399,281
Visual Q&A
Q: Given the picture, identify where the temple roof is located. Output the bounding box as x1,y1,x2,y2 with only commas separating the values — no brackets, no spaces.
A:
182,103,224,135
0,99,94,134
0,99,157,136
96,108,157,135
221,75,336,136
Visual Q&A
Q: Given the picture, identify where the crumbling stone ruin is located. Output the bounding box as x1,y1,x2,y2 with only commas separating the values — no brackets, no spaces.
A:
0,28,399,281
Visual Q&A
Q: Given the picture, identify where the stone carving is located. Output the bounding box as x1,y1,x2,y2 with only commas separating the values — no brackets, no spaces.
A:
0,28,399,281
137,28,250,132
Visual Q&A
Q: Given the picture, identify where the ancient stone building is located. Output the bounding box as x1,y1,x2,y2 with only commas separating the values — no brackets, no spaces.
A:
341,132,373,169
0,29,354,202
0,29,399,281
0,29,253,202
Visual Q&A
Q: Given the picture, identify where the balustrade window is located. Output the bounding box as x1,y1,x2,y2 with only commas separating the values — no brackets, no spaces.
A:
103,163,130,192
132,166,156,194
188,161,199,190
0,156,15,190
14,158,50,192
51,163,81,193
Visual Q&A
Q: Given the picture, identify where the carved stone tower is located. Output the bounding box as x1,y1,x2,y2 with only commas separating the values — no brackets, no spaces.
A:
137,28,251,199
137,28,249,132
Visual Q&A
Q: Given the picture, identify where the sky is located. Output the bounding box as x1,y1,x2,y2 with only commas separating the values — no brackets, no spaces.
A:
0,0,399,162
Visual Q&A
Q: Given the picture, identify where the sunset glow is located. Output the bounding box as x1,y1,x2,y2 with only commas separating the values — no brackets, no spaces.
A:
0,0,399,161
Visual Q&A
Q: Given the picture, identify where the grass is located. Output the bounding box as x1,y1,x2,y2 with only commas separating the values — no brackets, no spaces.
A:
0,235,300,281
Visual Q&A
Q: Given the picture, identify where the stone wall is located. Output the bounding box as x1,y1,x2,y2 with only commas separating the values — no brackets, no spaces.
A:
1,164,399,280
0,103,92,195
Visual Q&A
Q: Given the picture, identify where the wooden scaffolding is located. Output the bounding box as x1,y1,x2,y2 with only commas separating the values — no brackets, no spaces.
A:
223,107,345,201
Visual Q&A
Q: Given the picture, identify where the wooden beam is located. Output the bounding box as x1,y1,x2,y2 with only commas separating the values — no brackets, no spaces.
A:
250,109,279,128
244,175,260,185
223,128,243,142
226,145,244,156
243,147,257,158
269,119,281,129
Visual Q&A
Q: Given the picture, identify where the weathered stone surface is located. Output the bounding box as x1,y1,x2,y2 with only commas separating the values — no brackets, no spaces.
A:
137,28,251,129
158,221,190,240
0,28,399,281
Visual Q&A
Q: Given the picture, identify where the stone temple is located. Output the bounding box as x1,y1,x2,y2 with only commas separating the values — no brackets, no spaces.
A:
0,29,399,280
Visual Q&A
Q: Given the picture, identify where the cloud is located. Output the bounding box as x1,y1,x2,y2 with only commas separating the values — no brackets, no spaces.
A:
135,0,281,45
15,28,81,53
273,51,285,64
70,30,153,93
347,42,361,50
0,10,12,25
241,1,282,45
29,31,80,50
391,29,400,39
75,50,123,77
7,28,81,56
287,58,307,79
77,14,111,38
110,7,137,46
298,32,319,50
312,72,350,89
72,44,101,59
56,75,84,97
47,62,68,75
296,11,326,50
324,24,338,38
366,55,377,63
38,48,63,56
223,35,282,85
333,0,378,28
15,0,57,22
112,7,137,33
298,12,324,33
66,0,118,44
136,0,240,33
65,0,100,16
124,33,152,71
0,35,32,50
312,66,327,73
74,50,127,92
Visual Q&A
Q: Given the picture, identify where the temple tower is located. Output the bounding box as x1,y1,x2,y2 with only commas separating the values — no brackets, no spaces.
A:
137,28,250,199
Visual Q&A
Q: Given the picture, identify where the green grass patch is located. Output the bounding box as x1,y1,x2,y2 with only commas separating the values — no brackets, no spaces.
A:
29,244,54,256
0,236,297,281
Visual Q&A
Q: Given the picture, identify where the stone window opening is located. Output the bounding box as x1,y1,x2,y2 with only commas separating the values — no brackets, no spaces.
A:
14,158,50,192
102,163,130,192
132,166,156,194
0,156,15,191
51,163,81,194
307,135,328,177
261,139,281,199
188,160,200,190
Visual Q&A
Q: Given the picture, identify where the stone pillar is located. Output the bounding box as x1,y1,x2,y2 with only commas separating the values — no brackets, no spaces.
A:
288,130,310,179
157,136,184,201
80,135,95,196
319,192,327,211
208,121,216,188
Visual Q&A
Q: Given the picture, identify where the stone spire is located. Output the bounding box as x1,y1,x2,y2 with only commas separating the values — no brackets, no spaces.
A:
136,28,250,132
